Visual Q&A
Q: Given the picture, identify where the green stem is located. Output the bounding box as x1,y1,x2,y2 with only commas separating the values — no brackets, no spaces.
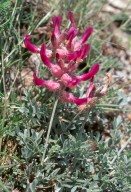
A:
41,98,59,164
0,179,10,192
80,108,91,135
1,54,6,96
111,137,131,165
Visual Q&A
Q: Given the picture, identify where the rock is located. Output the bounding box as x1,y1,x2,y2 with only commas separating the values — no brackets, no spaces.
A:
108,0,131,10
21,68,33,87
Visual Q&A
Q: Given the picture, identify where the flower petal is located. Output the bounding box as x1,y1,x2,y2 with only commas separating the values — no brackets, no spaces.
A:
51,16,62,48
52,16,62,36
79,44,90,60
40,44,52,67
67,27,78,42
60,91,75,103
67,44,90,61
50,65,64,78
60,91,88,105
56,47,69,60
24,34,40,53
33,72,45,86
60,73,80,88
79,26,93,44
51,33,58,49
77,63,99,81
40,44,64,78
46,49,52,57
73,97,88,105
67,50,81,61
68,11,75,27
33,72,60,92
86,77,96,98
60,73,73,85
56,53,66,70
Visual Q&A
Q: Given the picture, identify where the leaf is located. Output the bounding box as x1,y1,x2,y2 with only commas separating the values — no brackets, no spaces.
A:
71,186,77,192
36,130,44,143
89,181,98,190
96,132,101,142
29,179,38,192
51,168,60,176
62,184,73,188
113,115,122,129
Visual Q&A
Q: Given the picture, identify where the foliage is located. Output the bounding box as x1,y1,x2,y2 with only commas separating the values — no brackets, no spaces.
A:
0,0,130,191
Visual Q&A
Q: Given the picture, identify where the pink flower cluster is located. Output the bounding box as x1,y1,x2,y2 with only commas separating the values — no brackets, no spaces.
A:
24,12,109,107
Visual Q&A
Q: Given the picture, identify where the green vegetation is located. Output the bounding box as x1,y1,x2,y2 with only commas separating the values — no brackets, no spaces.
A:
0,0,130,191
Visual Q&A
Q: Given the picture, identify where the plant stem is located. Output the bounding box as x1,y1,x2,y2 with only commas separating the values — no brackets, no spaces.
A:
80,108,91,135
111,137,131,165
0,179,10,192
1,54,6,96
41,98,59,164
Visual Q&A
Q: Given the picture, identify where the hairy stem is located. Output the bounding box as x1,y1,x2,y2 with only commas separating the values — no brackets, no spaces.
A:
41,98,59,164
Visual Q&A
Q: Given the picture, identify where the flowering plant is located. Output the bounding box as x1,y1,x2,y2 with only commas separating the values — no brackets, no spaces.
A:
24,11,110,108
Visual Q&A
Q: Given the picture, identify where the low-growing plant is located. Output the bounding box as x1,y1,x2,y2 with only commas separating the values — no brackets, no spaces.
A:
0,1,130,192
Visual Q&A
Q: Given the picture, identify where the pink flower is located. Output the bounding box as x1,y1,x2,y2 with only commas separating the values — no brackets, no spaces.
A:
79,26,93,44
68,11,75,27
24,34,40,53
67,44,90,62
40,44,64,78
33,72,60,92
60,64,99,88
51,16,62,48
73,26,93,51
77,63,99,81
52,16,62,36
24,11,109,107
59,91,89,105
56,47,69,60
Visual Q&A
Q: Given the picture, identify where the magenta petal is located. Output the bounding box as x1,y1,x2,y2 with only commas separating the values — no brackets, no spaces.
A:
66,75,80,87
67,27,78,50
33,72,45,86
73,97,87,105
50,65,63,78
51,33,58,49
60,73,73,85
60,91,88,105
79,26,93,44
56,53,65,69
46,49,52,57
40,44,52,67
78,63,99,81
40,45,63,78
52,16,62,36
68,11,75,27
24,34,40,53
60,91,75,103
60,74,80,88
56,47,68,59
67,50,81,61
86,77,96,98
67,51,77,61
33,72,60,92
67,27,78,41
67,44,90,61
80,44,90,59
51,16,62,49
68,63,78,73
45,80,60,92
67,78,80,88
